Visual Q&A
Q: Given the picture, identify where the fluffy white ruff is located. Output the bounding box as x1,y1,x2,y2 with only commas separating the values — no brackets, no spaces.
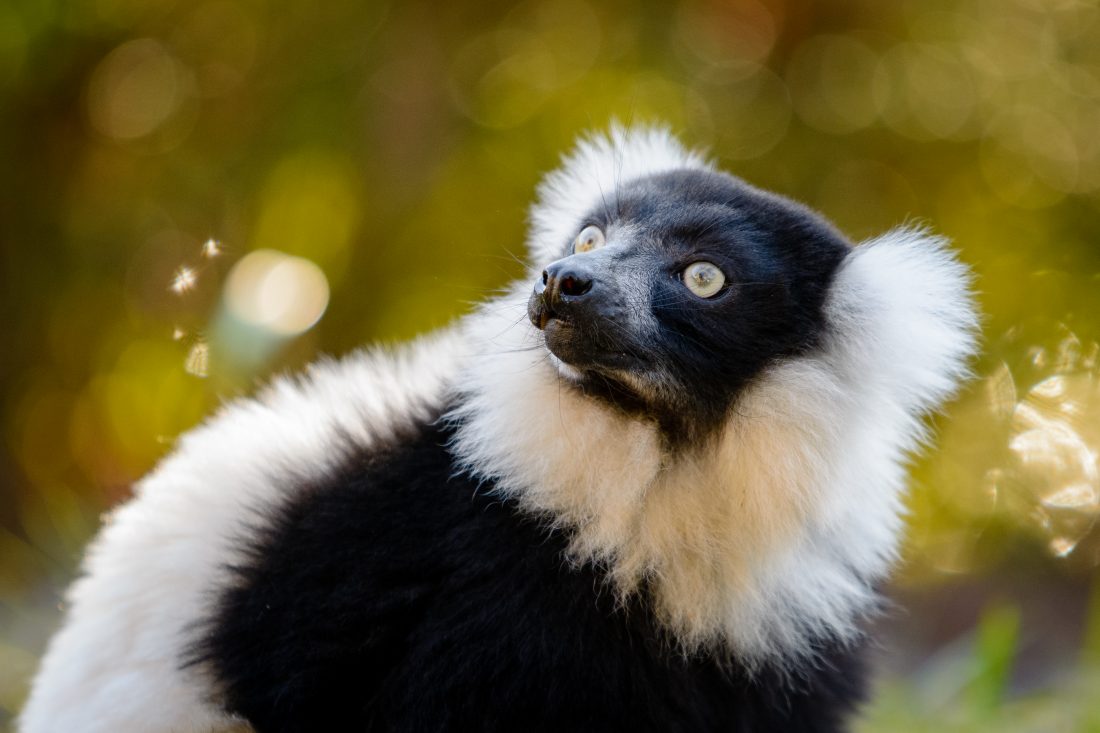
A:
449,127,979,660
19,332,463,733
449,227,977,661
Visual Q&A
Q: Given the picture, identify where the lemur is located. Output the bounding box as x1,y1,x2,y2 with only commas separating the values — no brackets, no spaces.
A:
21,126,977,733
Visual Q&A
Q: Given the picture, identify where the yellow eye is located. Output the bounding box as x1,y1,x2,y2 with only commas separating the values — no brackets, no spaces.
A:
683,261,726,298
573,225,606,254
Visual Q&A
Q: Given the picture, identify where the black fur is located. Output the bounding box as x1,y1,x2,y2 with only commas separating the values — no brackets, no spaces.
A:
533,169,850,444
196,418,867,732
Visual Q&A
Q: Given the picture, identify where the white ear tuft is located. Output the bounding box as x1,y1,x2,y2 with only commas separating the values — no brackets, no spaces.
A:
527,124,712,266
827,226,980,419
728,228,980,660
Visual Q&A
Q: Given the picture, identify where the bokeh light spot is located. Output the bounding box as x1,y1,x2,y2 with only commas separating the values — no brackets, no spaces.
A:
170,266,197,294
1049,536,1078,557
224,250,330,337
184,340,209,378
673,0,776,77
450,30,557,129
703,69,791,159
875,43,978,141
787,35,881,135
86,38,189,140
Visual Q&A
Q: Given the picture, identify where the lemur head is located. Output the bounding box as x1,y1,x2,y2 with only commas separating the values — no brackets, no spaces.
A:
451,125,977,661
527,167,850,443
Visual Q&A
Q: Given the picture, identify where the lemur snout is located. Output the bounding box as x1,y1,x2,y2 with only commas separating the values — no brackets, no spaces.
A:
542,260,594,302
529,259,597,330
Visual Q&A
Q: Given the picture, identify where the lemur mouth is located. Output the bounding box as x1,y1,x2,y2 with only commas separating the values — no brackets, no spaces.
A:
538,317,638,377
539,316,586,367
529,299,553,331
528,288,568,335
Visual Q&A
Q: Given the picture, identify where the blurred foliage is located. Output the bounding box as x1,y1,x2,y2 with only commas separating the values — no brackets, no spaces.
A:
3,0,1100,729
860,588,1100,732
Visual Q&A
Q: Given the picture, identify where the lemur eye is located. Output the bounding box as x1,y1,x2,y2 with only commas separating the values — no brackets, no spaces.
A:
573,225,606,254
682,261,726,298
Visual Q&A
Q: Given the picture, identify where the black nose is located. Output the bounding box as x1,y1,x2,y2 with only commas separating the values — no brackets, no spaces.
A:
540,261,594,308
529,260,599,330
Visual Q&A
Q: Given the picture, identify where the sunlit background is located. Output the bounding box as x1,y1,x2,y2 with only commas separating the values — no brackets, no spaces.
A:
3,0,1100,729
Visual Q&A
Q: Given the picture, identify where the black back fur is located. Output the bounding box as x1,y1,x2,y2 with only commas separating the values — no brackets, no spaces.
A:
195,417,867,732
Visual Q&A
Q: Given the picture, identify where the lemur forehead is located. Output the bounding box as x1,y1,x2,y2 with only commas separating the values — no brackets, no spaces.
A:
578,169,759,256
589,168,746,221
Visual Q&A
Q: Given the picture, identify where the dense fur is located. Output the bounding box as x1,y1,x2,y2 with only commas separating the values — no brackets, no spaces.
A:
20,127,978,733
197,420,867,732
19,335,462,732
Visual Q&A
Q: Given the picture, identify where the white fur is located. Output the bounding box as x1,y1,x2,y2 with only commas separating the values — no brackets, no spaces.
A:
21,127,977,730
19,332,465,733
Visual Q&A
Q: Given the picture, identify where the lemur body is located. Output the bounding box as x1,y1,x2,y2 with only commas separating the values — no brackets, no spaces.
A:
20,127,977,732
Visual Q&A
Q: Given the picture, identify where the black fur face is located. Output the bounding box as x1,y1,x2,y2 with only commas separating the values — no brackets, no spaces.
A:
527,168,851,443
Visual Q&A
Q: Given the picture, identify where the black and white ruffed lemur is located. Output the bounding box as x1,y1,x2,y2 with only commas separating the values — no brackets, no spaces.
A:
20,126,978,733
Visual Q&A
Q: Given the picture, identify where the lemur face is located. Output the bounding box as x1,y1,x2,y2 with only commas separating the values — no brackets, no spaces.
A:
527,168,851,440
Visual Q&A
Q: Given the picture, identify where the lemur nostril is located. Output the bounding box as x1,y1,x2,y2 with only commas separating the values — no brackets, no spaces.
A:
559,275,592,297
542,260,594,303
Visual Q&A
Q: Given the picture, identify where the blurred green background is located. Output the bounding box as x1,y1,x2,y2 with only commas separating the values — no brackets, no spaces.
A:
3,0,1100,729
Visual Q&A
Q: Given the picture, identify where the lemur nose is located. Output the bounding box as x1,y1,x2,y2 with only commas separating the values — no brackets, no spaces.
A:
529,258,600,331
541,261,594,307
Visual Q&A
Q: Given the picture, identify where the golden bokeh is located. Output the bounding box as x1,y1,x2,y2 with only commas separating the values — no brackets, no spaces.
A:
4,0,1100,728
224,249,330,337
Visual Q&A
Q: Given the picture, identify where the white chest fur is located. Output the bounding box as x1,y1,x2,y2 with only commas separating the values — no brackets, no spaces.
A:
450,227,977,661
